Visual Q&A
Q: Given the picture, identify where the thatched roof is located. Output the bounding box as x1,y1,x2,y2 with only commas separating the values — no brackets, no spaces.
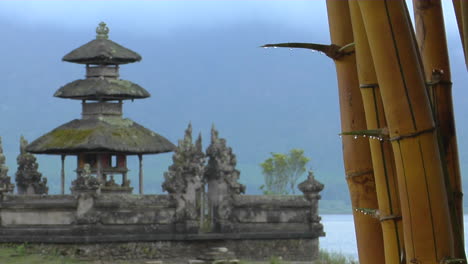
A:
26,117,175,155
54,78,150,100
63,39,142,65
63,22,141,65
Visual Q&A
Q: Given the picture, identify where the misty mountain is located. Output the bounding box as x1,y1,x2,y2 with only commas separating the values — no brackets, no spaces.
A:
0,2,467,211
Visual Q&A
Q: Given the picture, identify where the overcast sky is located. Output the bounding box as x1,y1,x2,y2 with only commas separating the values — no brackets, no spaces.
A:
0,1,466,196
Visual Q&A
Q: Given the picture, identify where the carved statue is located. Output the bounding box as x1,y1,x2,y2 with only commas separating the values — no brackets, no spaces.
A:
0,137,14,194
71,163,100,193
162,123,205,222
15,136,48,195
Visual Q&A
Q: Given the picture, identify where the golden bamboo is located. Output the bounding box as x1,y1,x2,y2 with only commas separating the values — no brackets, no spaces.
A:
349,1,404,263
326,1,385,263
413,0,465,259
358,1,455,263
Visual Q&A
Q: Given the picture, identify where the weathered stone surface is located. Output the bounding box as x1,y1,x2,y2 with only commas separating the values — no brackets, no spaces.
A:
0,137,14,194
298,171,324,223
298,170,324,200
8,239,317,262
71,164,101,195
16,136,48,195
205,126,245,232
205,125,245,195
196,246,237,262
162,123,205,225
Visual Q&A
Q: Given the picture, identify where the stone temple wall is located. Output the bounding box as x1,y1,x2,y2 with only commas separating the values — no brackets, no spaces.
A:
0,187,324,261
0,127,325,262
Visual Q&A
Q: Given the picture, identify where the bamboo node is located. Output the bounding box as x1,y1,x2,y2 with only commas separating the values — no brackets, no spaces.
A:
359,83,379,89
346,169,374,179
354,208,379,218
426,69,452,86
440,258,467,264
379,214,402,222
340,128,389,141
389,127,435,142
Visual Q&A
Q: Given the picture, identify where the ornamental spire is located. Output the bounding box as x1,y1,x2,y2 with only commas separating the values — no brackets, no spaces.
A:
96,22,109,40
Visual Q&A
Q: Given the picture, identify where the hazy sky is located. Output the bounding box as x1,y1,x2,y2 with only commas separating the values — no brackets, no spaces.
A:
0,1,467,196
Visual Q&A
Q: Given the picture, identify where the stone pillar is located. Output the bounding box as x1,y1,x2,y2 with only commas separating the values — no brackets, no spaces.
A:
61,155,66,195
96,154,102,183
122,172,128,186
138,154,143,194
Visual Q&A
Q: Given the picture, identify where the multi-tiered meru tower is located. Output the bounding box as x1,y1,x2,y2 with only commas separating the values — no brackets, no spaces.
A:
26,22,175,194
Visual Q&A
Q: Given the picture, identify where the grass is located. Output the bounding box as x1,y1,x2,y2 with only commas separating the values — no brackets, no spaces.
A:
0,244,358,264
315,250,358,264
0,245,85,264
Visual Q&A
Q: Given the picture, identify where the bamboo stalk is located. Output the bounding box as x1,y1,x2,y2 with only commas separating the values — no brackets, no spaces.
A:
326,1,385,264
349,1,405,263
413,0,465,259
357,1,455,263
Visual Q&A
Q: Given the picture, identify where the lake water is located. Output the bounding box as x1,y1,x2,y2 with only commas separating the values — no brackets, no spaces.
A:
320,214,468,261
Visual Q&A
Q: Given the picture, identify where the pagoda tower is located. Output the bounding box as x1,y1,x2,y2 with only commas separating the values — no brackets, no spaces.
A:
27,22,175,194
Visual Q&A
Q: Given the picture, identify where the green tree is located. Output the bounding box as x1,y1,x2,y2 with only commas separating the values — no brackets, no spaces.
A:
260,149,310,194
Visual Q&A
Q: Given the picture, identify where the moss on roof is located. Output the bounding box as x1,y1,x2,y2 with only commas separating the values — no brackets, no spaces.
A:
26,117,175,155
54,78,150,100
63,38,142,65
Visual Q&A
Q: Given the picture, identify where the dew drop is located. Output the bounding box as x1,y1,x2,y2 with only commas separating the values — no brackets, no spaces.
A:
354,136,358,139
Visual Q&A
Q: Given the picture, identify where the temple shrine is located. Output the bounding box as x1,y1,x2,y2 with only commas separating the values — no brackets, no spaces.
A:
26,22,175,194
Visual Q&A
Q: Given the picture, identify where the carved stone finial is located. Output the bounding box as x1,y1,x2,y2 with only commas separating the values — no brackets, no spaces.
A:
298,170,324,200
20,135,28,155
96,22,109,40
162,123,205,222
185,122,193,144
211,124,218,143
195,133,203,153
16,136,48,195
0,136,14,194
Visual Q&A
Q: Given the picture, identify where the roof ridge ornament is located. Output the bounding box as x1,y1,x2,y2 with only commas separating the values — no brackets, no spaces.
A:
96,22,109,40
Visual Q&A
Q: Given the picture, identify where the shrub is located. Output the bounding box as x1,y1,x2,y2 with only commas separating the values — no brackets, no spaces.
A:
316,249,358,264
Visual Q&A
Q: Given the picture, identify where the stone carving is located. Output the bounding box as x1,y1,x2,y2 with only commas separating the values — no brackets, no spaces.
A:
205,125,245,228
298,170,324,200
205,125,245,195
71,163,100,194
96,21,110,39
15,136,48,195
298,170,324,223
162,123,205,222
0,137,14,194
